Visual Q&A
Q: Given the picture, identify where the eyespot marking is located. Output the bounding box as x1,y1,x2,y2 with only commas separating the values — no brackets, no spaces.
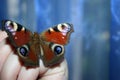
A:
51,43,64,56
17,45,29,58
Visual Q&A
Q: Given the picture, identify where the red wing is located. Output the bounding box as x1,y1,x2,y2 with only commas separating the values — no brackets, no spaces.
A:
40,23,74,45
39,23,74,67
2,20,31,47
40,40,64,67
2,20,39,66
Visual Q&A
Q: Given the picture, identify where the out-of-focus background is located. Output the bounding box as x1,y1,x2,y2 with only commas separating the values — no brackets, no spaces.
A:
0,0,110,80
111,0,120,80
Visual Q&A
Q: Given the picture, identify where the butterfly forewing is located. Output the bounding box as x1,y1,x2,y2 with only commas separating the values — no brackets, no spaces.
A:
40,23,74,45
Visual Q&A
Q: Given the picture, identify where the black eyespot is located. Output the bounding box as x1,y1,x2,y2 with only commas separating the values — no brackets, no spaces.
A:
54,46,62,55
19,47,28,57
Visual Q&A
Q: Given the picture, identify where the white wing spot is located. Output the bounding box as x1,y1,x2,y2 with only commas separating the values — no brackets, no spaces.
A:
13,22,18,31
22,27,25,31
57,24,62,31
49,28,54,32
63,23,68,27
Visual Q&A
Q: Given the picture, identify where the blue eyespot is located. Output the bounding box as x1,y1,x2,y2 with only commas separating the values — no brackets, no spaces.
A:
67,23,72,31
54,46,62,55
19,47,28,57
67,26,71,31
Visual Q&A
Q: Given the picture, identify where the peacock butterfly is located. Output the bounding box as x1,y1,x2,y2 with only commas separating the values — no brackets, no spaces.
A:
2,20,74,67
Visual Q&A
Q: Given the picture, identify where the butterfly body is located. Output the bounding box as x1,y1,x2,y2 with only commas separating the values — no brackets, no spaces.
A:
2,20,73,67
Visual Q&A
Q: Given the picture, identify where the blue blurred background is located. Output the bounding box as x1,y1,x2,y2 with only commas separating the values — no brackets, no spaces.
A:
111,0,120,80
0,0,111,80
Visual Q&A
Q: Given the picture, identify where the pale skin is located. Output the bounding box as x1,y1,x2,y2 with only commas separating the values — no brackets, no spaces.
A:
0,31,68,80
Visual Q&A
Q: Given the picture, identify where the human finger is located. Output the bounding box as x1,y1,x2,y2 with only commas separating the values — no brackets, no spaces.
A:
0,44,12,71
0,31,8,43
0,31,12,71
17,66,40,80
0,52,22,80
39,59,68,80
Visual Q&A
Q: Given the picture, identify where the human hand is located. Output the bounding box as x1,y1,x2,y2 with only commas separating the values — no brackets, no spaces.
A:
0,30,68,80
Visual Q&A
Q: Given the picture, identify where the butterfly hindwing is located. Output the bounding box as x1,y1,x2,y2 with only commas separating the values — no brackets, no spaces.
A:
39,39,64,67
2,20,39,66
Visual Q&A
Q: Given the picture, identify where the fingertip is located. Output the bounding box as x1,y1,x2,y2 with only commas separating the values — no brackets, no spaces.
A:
0,30,8,43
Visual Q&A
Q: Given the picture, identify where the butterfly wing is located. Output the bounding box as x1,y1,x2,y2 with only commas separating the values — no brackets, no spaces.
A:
2,20,39,66
40,40,65,67
40,23,73,67
41,23,73,45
